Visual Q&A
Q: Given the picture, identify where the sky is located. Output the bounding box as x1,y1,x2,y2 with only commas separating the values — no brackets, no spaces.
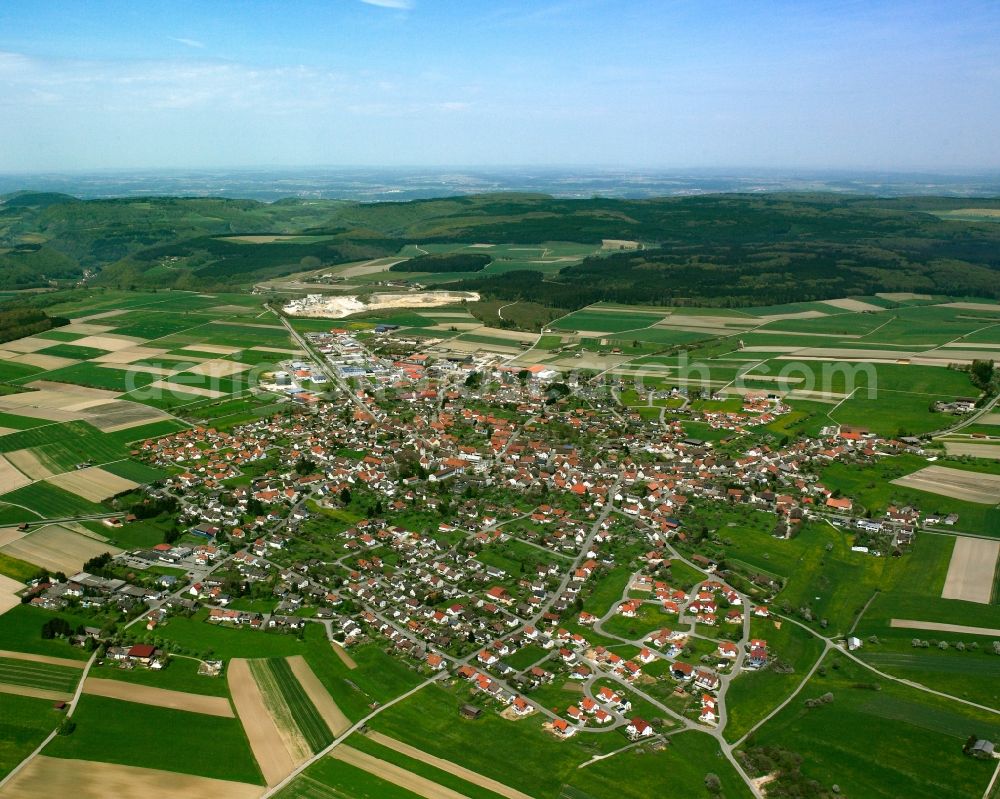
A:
1,0,998,172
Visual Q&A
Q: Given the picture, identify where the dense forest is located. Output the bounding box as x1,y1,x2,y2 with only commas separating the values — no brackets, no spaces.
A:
389,252,492,273
0,307,67,344
1,190,999,307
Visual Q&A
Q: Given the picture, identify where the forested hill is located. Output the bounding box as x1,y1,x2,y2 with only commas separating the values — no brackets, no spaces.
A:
0,190,998,306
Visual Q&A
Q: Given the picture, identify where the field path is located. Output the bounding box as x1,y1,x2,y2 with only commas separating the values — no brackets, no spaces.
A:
330,745,469,799
0,649,87,668
0,682,73,701
83,676,235,717
0,755,265,799
228,658,297,786
331,642,357,670
285,655,351,736
366,731,535,799
890,619,1000,637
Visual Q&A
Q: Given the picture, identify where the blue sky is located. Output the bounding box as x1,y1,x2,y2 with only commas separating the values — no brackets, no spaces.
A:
1,0,998,171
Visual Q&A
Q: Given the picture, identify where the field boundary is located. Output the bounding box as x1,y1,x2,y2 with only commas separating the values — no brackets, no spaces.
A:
83,676,235,717
228,658,297,786
366,731,535,799
0,755,266,799
0,681,73,701
329,744,469,799
890,619,1000,637
285,655,350,737
0,649,87,668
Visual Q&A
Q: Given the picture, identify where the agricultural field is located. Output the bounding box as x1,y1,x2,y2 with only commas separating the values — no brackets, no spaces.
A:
748,653,1000,799
0,693,65,780
44,693,264,785
0,655,81,696
367,682,624,799
275,755,427,799
251,657,334,753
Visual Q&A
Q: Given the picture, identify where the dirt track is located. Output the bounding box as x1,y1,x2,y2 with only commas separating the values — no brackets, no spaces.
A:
331,643,357,669
890,619,1000,636
330,745,469,799
83,676,235,717
0,756,265,799
0,649,86,668
940,537,1000,604
285,655,351,736
228,658,296,785
0,681,73,701
366,731,534,799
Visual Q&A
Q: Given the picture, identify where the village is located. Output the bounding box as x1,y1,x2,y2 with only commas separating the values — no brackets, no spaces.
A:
12,323,947,750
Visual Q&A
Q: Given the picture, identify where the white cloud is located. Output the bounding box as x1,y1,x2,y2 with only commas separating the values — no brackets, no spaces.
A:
170,37,206,49
360,0,414,9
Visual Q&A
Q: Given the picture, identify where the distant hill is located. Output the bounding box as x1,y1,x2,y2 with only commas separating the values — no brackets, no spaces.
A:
0,191,80,209
0,191,997,305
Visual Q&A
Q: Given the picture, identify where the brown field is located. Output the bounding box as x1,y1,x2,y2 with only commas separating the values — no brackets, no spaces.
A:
890,619,1000,637
79,400,173,432
227,658,297,786
7,451,57,482
59,322,115,335
943,442,1000,460
0,527,23,547
0,756,265,799
147,379,226,399
285,655,351,736
48,467,139,503
331,643,357,670
978,413,1000,425
337,257,406,278
248,660,311,764
0,525,122,576
83,677,234,716
210,305,256,314
97,363,178,377
2,337,61,354
250,346,303,355
0,574,25,616
187,359,252,378
226,234,314,243
213,322,284,331
179,344,241,356
819,297,885,312
7,353,78,370
366,732,534,799
93,347,172,365
876,292,933,301
891,465,1000,504
0,682,73,702
0,649,86,668
0,384,124,423
655,314,751,329
330,745,467,799
74,310,127,322
940,537,1000,604
72,334,146,352
0,454,31,493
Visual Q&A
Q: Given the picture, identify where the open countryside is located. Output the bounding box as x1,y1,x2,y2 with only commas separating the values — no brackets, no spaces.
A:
0,0,999,794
